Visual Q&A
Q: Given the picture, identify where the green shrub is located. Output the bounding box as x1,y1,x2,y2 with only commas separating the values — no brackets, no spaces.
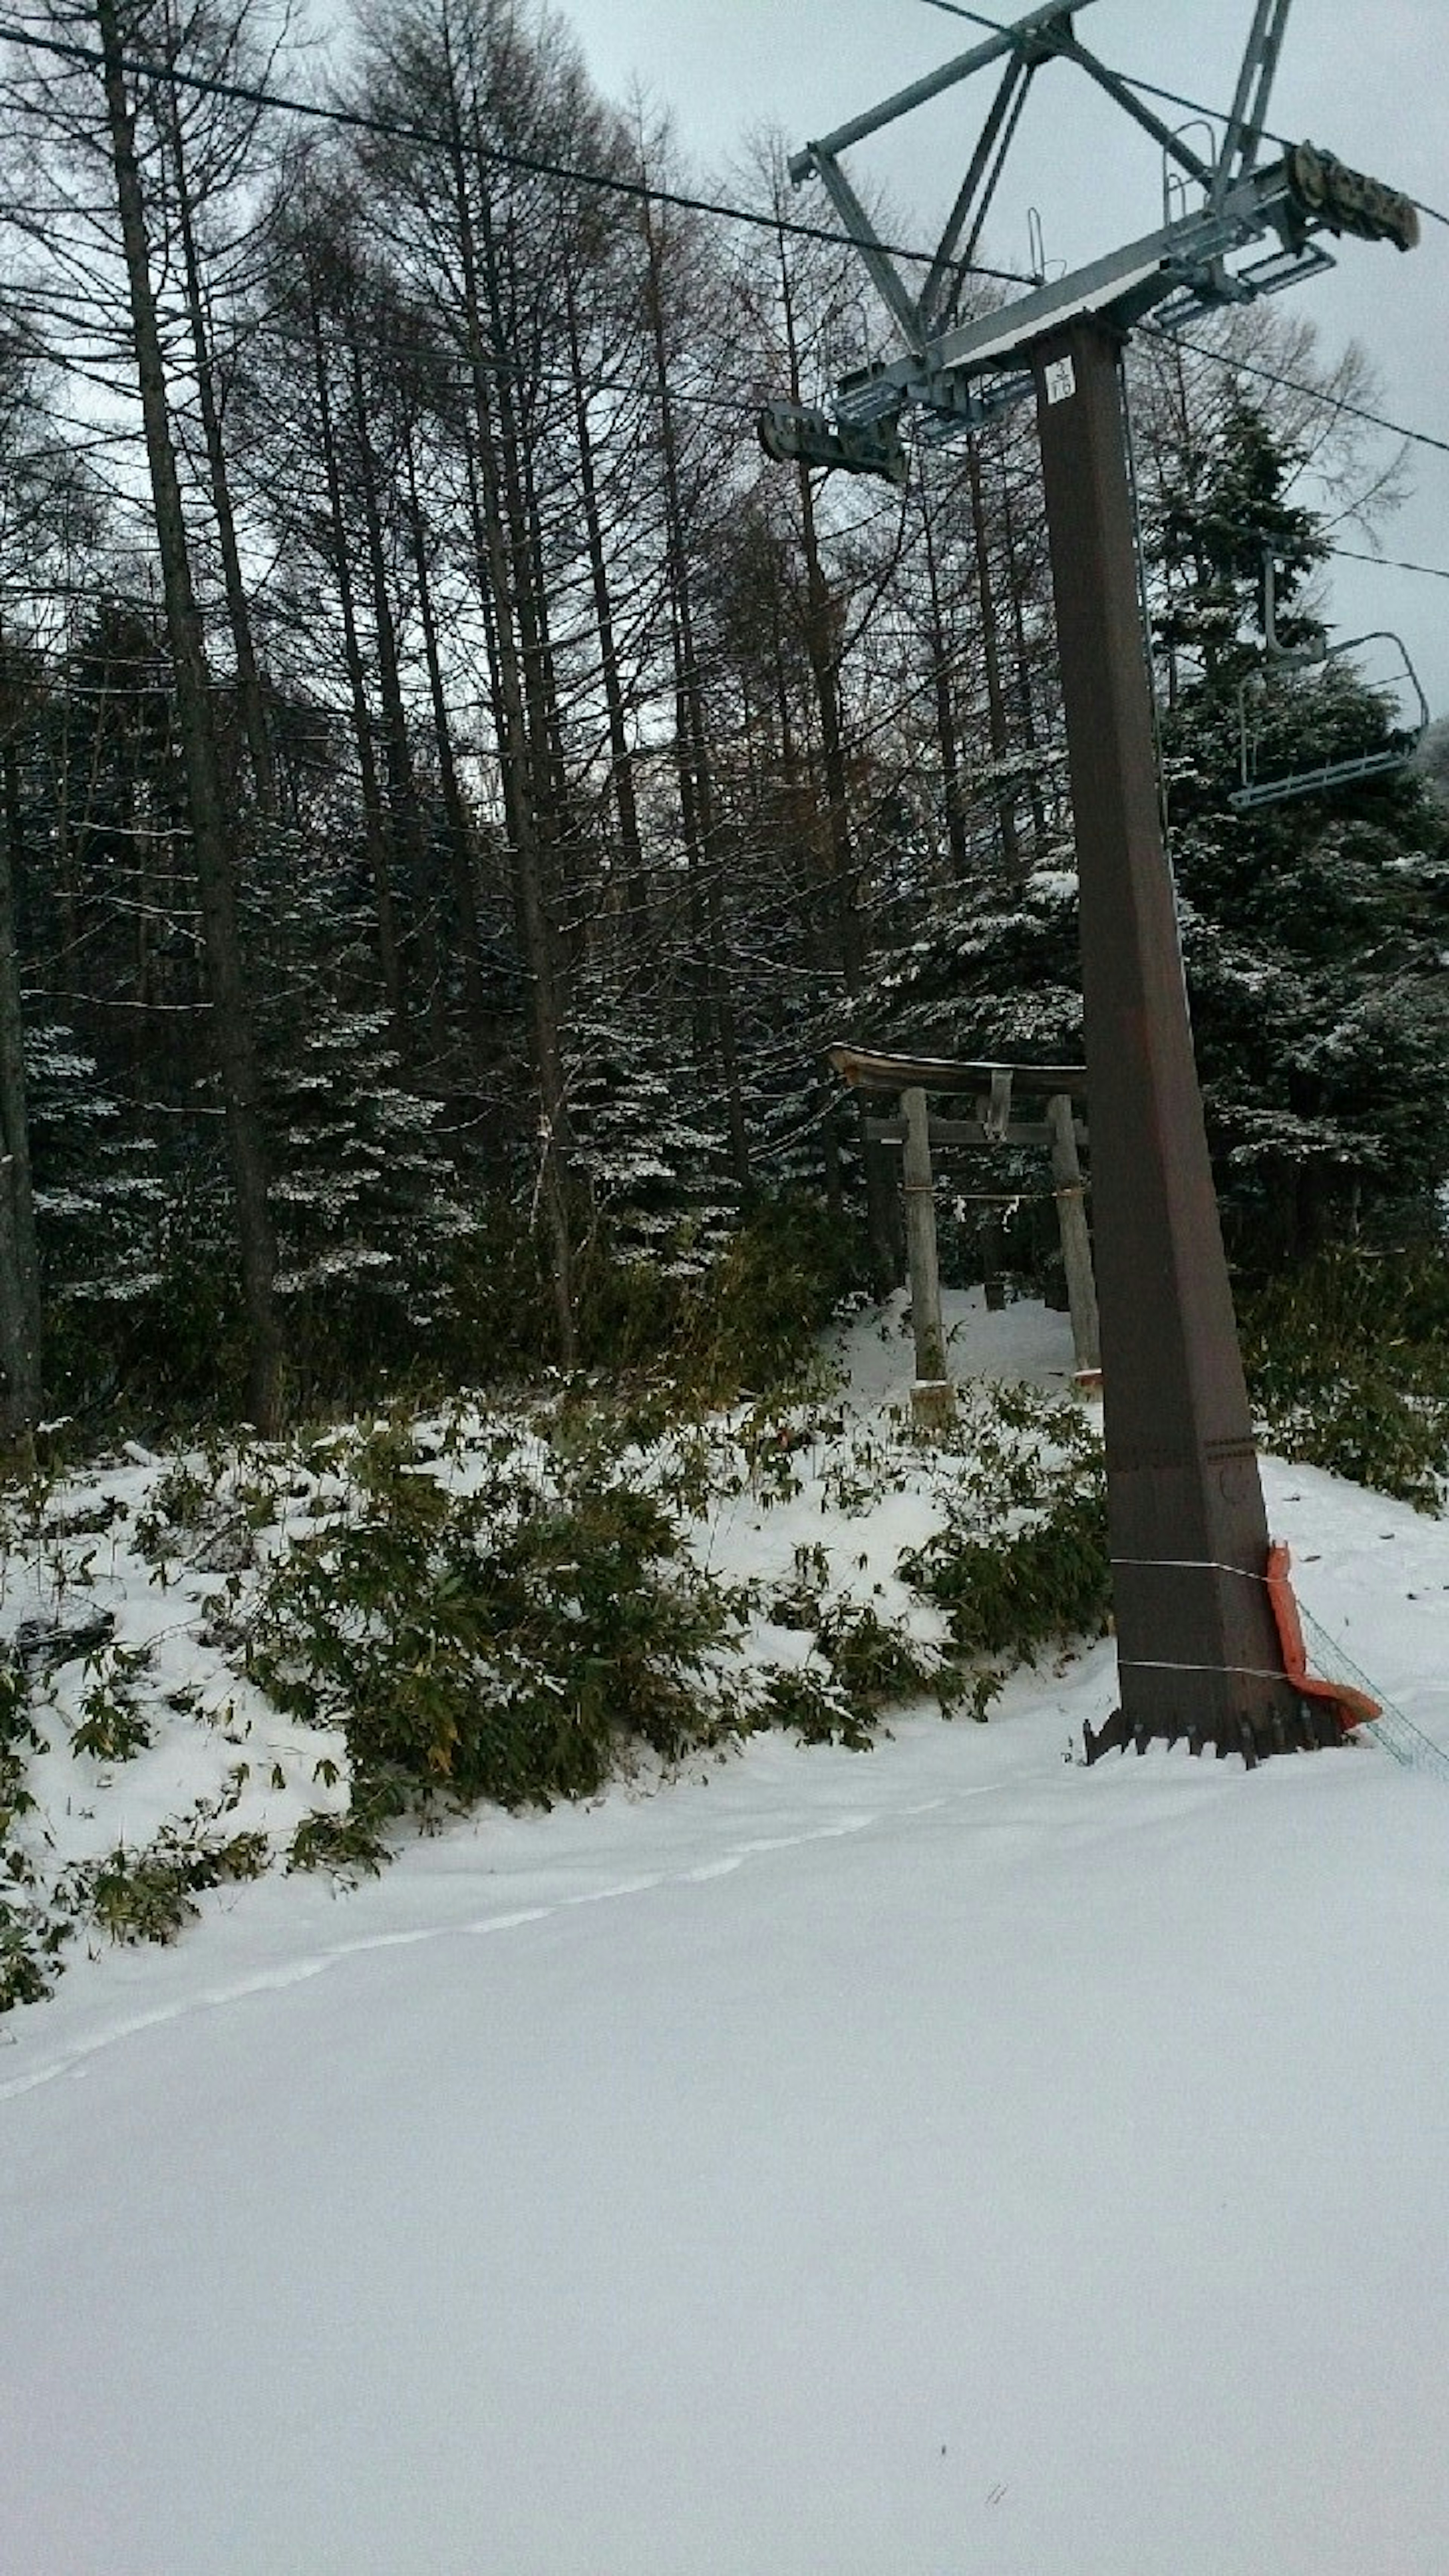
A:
71,1642,155,1764
0,1895,61,2012
250,1430,736,1816
64,1812,270,1947
1241,1240,1449,1508
574,1233,689,1374
669,1193,864,1395
904,1486,1110,1660
814,1600,942,1713
900,1388,1111,1663
759,1664,875,1750
0,1657,43,1833
287,1801,393,1880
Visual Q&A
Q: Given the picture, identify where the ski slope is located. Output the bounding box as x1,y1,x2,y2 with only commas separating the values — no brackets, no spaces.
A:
3,1303,1449,2574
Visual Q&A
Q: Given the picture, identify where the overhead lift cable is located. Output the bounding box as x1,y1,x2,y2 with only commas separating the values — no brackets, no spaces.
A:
2,18,1441,471
1139,325,1449,463
0,16,1035,285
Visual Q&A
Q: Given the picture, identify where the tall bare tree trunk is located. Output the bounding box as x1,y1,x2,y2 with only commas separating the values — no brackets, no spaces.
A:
96,0,281,1428
308,283,405,1037
643,208,750,1190
404,428,491,1077
563,272,647,947
966,433,1020,877
777,238,895,1288
1000,450,1050,855
921,495,969,880
166,91,277,817
0,647,41,1464
345,332,431,1009
444,71,575,1360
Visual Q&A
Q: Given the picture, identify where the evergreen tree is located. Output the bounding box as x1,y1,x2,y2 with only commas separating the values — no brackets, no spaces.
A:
24,1021,169,1320
1150,399,1449,1255
857,396,1449,1278
567,1000,738,1277
250,834,477,1375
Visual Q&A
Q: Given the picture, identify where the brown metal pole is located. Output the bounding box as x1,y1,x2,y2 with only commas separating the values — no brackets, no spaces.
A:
1031,318,1321,1762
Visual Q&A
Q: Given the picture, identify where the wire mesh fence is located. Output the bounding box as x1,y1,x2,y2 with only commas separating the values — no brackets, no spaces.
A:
1298,1598,1449,1781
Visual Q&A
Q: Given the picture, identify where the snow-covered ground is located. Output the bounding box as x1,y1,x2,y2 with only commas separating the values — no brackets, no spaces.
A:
4,1295,1449,2573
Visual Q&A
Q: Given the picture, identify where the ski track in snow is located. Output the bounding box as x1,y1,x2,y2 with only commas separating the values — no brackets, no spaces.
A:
0,1782,1007,2102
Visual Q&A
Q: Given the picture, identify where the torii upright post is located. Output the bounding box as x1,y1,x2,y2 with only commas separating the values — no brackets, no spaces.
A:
1032,318,1315,1760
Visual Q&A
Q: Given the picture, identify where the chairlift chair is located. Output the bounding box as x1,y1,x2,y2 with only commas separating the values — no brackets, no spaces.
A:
1229,551,1429,810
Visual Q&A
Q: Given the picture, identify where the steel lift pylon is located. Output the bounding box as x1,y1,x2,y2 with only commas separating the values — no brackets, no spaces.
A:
759,1,1419,1762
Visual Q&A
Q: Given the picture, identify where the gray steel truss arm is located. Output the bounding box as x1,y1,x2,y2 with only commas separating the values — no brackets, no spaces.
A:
787,0,1098,178
919,55,1035,334
806,154,925,351
1043,31,1216,185
1213,0,1295,205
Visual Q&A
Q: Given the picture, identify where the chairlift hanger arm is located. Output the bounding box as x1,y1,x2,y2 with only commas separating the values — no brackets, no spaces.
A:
1212,0,1294,206
1337,634,1430,734
1260,549,1321,664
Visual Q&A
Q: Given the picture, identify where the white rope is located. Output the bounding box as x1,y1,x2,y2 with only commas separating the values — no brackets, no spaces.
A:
1110,1555,1268,1583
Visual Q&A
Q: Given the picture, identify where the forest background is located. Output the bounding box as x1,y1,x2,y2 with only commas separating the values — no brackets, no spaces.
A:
2,0,1447,1455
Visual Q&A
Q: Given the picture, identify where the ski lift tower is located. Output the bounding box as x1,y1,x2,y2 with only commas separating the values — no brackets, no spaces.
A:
762,1,1420,1762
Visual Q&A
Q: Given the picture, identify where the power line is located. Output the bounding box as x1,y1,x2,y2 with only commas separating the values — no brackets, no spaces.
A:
0,16,1034,286
1141,324,1449,464
1327,543,1449,586
5,18,1441,486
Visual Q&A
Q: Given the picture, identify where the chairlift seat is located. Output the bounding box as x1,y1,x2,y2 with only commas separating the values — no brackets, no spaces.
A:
1229,744,1412,811
1232,597,1428,812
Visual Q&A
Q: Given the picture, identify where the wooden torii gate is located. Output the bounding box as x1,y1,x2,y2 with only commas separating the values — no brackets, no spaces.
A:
830,1046,1099,1419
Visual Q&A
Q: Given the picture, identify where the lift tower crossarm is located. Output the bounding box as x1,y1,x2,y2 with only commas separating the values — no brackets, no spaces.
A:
786,0,1099,180
788,0,1102,356
864,165,1300,398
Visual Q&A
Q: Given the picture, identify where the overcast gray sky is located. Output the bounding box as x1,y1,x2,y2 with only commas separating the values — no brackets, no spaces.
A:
561,0,1449,716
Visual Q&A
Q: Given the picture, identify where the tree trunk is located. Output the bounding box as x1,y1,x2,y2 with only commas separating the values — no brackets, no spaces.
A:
95,0,281,1429
308,286,405,1037
404,429,491,1077
345,331,430,1010
1000,451,1051,855
0,649,42,1463
446,78,575,1361
563,272,648,947
921,497,969,880
167,97,276,818
776,232,895,1288
966,434,1020,877
644,209,750,1191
